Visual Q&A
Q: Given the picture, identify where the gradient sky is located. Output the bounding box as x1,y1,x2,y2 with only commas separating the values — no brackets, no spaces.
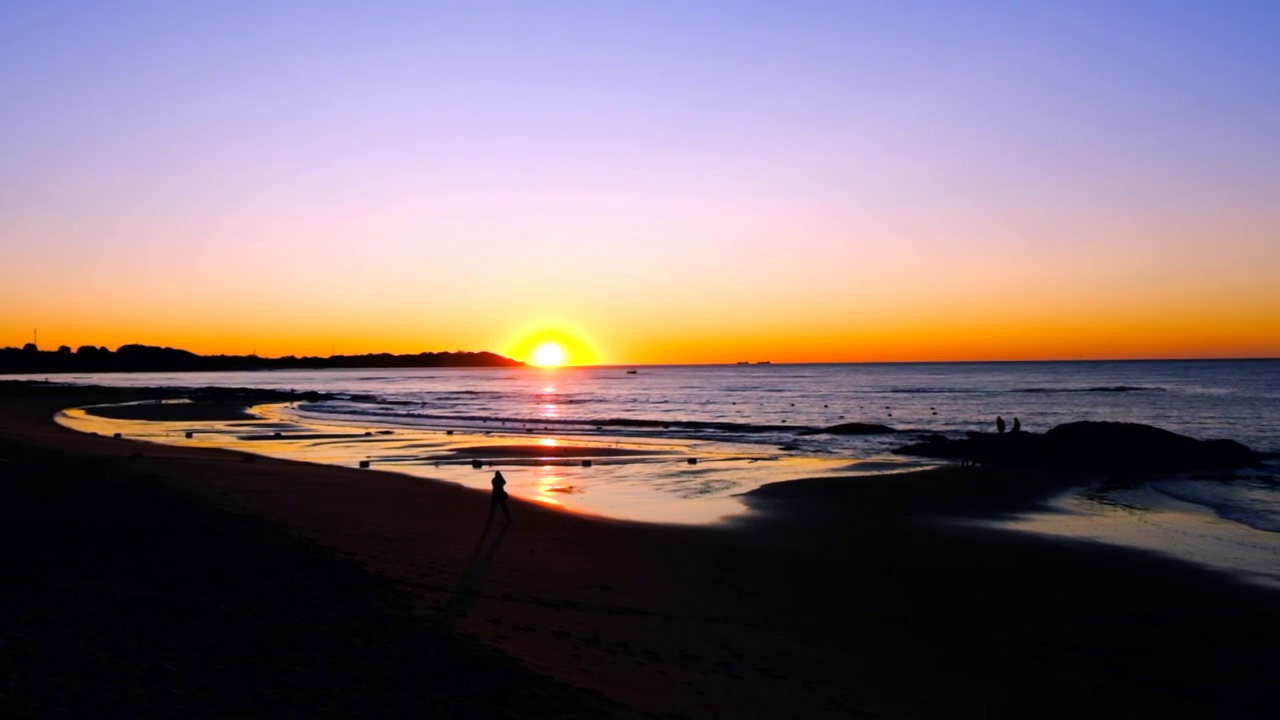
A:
3,1,1277,364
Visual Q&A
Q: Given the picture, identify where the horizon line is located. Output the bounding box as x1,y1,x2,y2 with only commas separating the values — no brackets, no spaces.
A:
4,342,1278,370
587,356,1280,367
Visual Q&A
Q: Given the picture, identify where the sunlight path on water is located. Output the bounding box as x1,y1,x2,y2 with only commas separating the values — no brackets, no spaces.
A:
56,401,921,525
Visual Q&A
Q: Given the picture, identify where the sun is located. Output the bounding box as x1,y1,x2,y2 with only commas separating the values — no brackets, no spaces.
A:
532,341,566,367
504,321,601,366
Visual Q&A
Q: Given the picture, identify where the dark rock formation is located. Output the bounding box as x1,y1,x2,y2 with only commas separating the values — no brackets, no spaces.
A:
799,422,897,436
894,421,1258,473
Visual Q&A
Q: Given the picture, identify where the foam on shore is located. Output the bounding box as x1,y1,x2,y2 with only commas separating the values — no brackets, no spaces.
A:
989,480,1280,589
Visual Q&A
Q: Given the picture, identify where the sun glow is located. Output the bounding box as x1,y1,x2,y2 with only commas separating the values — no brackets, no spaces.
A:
533,342,566,367
504,321,602,366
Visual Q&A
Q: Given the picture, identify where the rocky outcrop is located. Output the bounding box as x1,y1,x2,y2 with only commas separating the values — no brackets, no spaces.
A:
893,421,1258,473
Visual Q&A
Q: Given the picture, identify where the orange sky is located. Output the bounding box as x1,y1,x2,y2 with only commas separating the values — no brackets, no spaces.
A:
3,3,1278,365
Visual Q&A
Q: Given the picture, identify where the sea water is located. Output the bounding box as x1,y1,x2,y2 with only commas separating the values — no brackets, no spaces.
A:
29,359,1280,585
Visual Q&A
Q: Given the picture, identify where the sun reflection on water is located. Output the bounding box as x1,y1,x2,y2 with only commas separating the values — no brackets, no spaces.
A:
53,400,902,525
535,465,566,505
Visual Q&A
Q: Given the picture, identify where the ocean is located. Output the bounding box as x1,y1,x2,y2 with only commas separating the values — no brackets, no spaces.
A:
32,359,1280,586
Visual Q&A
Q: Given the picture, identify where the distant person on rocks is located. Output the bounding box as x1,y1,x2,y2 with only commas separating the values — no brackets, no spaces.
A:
488,470,512,523
996,416,1006,434
1011,417,1021,433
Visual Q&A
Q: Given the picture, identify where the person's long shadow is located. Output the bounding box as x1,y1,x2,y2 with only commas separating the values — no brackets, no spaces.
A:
441,520,510,620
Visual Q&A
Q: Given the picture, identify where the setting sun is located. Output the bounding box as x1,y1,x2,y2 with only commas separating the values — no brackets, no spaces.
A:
505,322,601,366
532,342,566,367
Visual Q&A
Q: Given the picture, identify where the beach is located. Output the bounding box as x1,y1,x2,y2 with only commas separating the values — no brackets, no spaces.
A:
3,384,1278,718
8,1,1279,715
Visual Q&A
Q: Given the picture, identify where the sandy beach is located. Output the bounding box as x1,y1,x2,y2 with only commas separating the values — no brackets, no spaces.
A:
3,384,1277,718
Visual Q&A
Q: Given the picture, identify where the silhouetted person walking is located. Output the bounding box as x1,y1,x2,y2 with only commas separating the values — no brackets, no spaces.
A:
996,416,1006,434
1011,417,1021,433
488,470,512,523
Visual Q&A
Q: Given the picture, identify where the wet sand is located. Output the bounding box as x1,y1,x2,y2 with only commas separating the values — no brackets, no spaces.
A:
80,399,263,421
2,384,1278,718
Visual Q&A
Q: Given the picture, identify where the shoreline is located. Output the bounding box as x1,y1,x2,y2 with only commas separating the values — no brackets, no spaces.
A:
53,387,934,526
3,384,1278,717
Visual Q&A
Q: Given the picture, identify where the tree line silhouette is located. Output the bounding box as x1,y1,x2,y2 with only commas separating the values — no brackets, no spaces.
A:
0,343,524,374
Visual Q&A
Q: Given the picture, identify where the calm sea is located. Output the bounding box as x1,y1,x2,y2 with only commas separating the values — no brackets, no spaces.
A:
32,359,1280,585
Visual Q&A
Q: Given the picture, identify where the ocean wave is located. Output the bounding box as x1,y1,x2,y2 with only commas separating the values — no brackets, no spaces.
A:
1016,386,1167,393
1152,478,1280,534
885,386,1167,392
301,402,808,435
338,396,420,406
885,385,1166,395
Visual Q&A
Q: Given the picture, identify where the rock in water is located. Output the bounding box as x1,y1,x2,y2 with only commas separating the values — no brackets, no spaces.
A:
894,421,1258,473
798,422,897,436
1040,421,1258,472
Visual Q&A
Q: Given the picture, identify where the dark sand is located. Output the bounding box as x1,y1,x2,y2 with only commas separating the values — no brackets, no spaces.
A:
3,384,1278,718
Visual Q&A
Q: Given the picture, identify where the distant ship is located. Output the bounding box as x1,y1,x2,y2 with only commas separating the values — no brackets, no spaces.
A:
626,369,638,374
756,361,772,365
736,361,751,365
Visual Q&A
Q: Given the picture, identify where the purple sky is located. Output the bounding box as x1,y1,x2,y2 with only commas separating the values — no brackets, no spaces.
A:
2,1,1277,362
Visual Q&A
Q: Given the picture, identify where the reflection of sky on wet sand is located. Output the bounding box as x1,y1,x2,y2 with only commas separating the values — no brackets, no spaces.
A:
988,486,1280,590
57,401,922,525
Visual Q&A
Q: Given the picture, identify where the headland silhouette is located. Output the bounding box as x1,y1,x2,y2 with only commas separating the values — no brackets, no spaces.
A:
0,343,524,375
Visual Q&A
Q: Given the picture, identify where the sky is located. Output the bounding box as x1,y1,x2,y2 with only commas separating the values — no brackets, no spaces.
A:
2,1,1277,364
